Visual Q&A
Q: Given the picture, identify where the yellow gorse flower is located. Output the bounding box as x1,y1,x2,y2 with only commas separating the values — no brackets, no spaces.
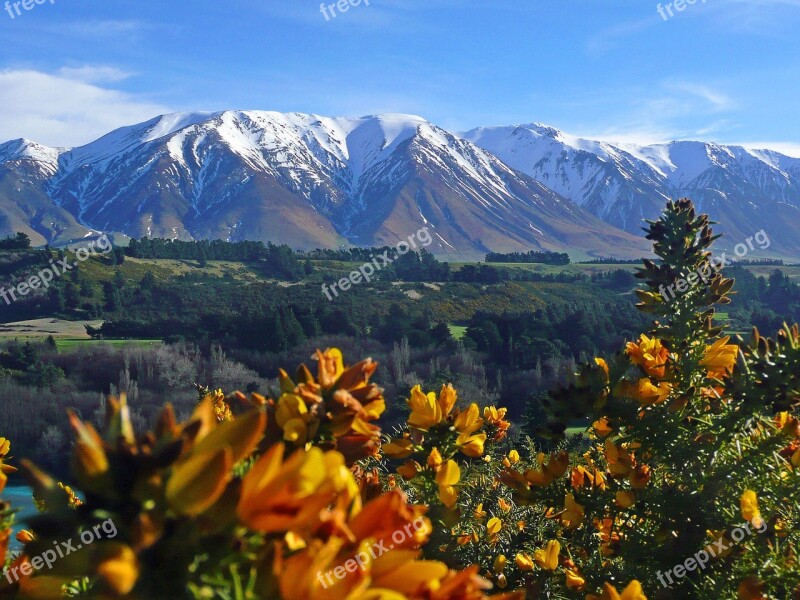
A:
615,378,671,406
0,437,17,495
492,554,507,574
565,567,586,590
275,393,310,443
456,431,487,458
615,490,636,509
237,445,356,533
454,403,484,435
486,516,503,536
700,336,739,379
15,530,35,544
533,539,560,571
587,580,647,600
435,459,460,508
427,447,444,470
562,493,585,530
741,489,765,529
382,437,414,459
515,552,534,571
315,347,344,388
407,384,458,430
626,334,668,379
524,451,570,487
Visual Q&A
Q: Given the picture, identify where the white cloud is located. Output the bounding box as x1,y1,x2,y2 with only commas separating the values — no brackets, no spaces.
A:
0,69,170,147
56,66,133,83
666,82,733,112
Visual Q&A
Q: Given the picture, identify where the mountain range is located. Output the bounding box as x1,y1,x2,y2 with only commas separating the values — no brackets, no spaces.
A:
1,111,798,260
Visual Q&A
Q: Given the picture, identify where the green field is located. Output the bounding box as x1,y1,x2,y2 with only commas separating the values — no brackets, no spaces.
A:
449,262,642,276
54,338,162,351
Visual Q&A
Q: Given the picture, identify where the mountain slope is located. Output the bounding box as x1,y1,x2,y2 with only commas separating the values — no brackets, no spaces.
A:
464,124,800,257
0,140,92,245
0,112,649,259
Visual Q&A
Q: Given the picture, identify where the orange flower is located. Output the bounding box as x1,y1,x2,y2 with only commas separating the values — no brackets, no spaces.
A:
454,403,484,436
482,406,511,440
775,412,800,437
15,530,35,544
427,448,444,470
525,451,570,487
397,460,422,480
571,466,607,491
348,489,431,552
592,417,613,438
275,393,311,443
492,554,507,574
626,334,668,379
604,439,635,478
596,518,621,556
616,378,671,406
383,437,414,459
237,445,356,533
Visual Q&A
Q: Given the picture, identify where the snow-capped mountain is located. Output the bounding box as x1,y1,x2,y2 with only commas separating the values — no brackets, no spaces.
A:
464,124,800,256
0,111,649,259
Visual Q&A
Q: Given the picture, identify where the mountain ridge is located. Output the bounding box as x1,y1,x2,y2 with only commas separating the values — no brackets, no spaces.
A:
464,123,800,257
1,111,798,259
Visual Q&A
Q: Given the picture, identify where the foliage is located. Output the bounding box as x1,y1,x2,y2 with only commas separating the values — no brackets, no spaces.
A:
1,200,799,598
0,365,522,599
486,251,571,266
0,234,31,252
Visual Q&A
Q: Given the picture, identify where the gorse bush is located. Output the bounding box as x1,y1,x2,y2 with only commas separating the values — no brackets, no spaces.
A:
0,199,798,599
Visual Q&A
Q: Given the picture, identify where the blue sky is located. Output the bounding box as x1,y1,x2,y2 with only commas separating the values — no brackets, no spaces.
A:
1,0,799,154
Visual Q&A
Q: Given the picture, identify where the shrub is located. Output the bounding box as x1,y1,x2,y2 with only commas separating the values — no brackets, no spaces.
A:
0,199,797,599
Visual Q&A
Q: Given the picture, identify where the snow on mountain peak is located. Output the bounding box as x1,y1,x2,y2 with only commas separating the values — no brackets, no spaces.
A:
0,138,63,164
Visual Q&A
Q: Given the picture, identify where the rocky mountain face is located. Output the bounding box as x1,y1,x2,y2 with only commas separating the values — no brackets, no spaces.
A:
0,112,649,259
464,124,800,256
3,111,799,259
